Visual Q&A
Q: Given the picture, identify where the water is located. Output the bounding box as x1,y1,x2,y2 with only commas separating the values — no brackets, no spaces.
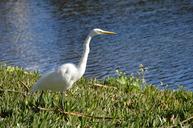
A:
0,0,193,90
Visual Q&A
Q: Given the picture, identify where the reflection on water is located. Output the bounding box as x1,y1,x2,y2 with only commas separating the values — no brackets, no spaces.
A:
0,0,193,90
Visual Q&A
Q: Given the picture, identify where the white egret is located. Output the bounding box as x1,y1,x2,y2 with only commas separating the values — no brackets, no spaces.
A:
31,28,116,93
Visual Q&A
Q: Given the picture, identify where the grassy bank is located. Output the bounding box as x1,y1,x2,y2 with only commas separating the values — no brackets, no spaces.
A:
0,65,193,127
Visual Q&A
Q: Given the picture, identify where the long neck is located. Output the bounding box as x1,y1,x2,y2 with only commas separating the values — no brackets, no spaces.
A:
78,35,92,76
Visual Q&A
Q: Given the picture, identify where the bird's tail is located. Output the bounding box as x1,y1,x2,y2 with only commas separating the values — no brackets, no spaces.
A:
30,82,39,94
31,86,36,93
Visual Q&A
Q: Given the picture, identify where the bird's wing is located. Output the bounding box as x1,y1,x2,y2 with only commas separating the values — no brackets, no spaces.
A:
31,70,66,92
57,63,78,88
31,63,78,92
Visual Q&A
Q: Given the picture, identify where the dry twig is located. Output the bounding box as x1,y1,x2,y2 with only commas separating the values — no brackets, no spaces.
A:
20,81,30,91
38,107,119,120
93,83,117,89
167,115,193,128
180,115,193,125
0,88,29,96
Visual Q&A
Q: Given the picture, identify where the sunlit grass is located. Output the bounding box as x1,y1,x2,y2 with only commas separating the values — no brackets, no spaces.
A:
0,65,193,127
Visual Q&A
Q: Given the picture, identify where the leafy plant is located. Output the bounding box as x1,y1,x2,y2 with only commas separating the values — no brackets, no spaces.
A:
0,65,193,127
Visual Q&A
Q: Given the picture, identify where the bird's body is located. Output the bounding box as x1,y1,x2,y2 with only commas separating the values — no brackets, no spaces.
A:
32,63,78,92
31,28,116,93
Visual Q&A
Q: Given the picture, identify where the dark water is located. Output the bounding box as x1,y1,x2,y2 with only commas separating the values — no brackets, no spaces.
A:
1,0,193,90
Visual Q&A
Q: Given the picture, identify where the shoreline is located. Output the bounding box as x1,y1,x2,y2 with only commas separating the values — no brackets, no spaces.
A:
0,65,193,127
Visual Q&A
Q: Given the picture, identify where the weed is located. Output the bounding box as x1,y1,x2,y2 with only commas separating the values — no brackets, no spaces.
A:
0,65,193,127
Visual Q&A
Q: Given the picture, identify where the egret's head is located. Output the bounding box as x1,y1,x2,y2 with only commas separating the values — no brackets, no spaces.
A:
90,28,116,36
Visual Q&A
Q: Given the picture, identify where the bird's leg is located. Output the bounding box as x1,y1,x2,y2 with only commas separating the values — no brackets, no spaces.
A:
36,91,44,107
60,92,65,111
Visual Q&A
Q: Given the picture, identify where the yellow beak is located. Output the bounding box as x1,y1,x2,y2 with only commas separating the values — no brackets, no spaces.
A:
101,31,116,35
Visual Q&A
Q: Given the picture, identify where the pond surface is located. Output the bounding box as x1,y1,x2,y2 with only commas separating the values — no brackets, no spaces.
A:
1,0,193,90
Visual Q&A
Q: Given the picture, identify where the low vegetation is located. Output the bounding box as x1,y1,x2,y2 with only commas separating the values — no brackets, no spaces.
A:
0,65,193,127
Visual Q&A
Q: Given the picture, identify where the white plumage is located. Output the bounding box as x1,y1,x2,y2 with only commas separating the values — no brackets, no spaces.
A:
31,28,116,92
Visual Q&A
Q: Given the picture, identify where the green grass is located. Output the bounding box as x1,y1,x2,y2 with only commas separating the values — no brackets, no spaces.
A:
0,65,193,127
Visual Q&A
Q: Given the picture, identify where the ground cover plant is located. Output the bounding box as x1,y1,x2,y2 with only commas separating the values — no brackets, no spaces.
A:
0,65,193,127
